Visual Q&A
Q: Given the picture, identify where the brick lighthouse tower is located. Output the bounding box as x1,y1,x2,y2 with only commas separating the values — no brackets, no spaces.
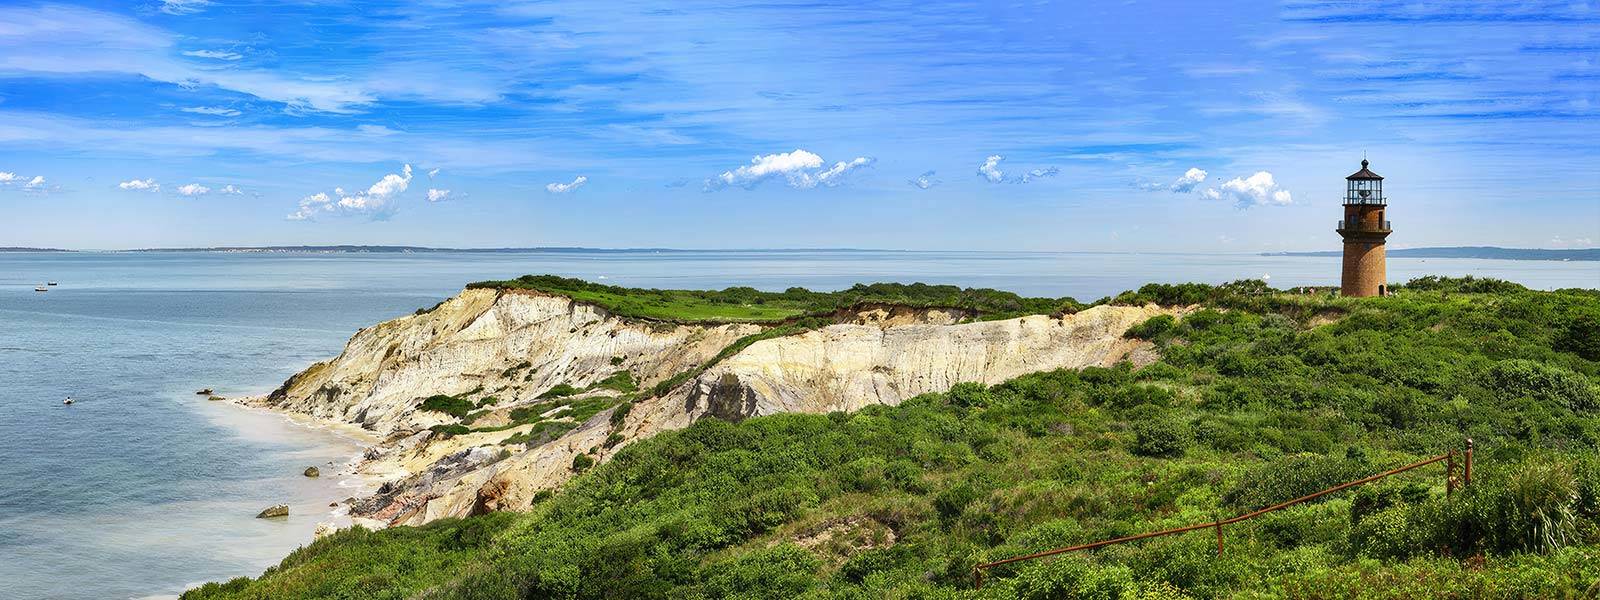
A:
1337,159,1391,297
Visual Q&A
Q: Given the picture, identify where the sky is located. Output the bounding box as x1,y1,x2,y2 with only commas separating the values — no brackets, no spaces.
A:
0,0,1596,251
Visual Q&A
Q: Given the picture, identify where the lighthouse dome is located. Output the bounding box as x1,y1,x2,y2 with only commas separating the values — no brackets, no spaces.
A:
1346,159,1383,181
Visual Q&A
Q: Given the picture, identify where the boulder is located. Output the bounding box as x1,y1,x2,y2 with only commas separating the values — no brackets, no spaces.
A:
256,504,289,518
303,466,320,478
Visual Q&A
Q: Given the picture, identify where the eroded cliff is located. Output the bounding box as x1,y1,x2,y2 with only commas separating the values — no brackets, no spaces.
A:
251,287,1175,527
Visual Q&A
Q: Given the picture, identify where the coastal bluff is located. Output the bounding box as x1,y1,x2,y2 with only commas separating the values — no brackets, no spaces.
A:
251,285,1175,527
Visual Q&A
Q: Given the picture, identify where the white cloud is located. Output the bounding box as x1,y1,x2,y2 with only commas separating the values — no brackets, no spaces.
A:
712,149,821,189
1140,167,1208,192
978,155,1005,183
119,178,160,191
706,149,873,190
427,188,451,202
181,49,240,60
1200,171,1293,208
364,164,413,198
427,168,441,179
1171,168,1208,192
546,176,587,194
0,172,18,183
219,184,243,195
287,164,413,221
181,106,241,117
977,155,1058,184
1550,235,1595,248
812,157,874,188
24,175,45,189
909,170,938,190
158,0,210,15
287,192,330,221
176,183,210,196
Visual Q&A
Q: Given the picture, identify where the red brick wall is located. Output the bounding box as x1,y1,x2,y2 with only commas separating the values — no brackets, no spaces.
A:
1341,239,1386,297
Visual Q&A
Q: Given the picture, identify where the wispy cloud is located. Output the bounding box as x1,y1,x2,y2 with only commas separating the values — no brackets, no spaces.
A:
1550,235,1594,248
180,49,240,60
1201,171,1293,208
0,172,17,184
1140,167,1208,193
180,106,241,117
218,184,243,195
705,149,873,191
176,183,210,196
159,0,211,15
977,155,1058,184
427,188,451,202
908,170,938,190
546,176,587,194
119,178,160,191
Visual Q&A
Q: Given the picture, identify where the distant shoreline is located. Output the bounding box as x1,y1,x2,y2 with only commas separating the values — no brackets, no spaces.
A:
1263,246,1598,261
5,244,1596,259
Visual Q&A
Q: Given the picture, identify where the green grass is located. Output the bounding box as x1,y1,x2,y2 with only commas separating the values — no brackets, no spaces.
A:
466,274,1081,323
187,277,1600,600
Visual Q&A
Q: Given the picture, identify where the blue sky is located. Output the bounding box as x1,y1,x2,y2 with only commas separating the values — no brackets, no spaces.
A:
0,0,1595,251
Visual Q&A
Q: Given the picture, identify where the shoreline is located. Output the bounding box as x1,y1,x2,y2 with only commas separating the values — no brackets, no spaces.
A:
224,395,395,529
140,393,388,599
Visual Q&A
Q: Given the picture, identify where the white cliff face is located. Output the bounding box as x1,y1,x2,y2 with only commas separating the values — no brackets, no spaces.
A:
260,288,760,435
256,288,1174,527
672,304,1172,422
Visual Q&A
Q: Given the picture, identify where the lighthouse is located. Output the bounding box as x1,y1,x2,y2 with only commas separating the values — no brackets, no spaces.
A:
1337,159,1391,297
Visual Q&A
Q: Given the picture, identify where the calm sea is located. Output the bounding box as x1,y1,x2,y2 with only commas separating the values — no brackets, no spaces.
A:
0,250,1595,599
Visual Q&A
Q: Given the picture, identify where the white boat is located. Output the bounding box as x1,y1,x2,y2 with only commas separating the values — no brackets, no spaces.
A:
63,397,74,405
35,285,48,292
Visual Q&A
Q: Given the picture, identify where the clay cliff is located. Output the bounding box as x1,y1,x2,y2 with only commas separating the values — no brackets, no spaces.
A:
251,287,1174,527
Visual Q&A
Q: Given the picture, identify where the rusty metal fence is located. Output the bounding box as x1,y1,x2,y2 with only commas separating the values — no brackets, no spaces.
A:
973,439,1475,589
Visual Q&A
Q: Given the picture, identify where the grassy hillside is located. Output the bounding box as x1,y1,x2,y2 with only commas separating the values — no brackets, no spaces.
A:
465,275,1082,323
187,277,1600,599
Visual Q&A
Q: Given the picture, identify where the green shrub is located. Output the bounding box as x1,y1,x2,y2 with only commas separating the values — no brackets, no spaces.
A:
538,384,581,399
947,382,994,408
1484,359,1598,412
1555,308,1600,360
1130,418,1188,457
1126,314,1177,340
1225,454,1371,511
429,424,471,437
591,371,637,393
419,394,474,419
571,453,595,472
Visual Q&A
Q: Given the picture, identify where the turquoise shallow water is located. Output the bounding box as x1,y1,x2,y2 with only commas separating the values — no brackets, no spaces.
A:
0,250,1594,599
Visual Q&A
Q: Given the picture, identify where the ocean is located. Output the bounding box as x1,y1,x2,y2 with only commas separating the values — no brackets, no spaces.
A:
0,250,1595,599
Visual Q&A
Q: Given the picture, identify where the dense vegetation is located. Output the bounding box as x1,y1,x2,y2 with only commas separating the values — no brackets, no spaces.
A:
466,275,1081,323
188,277,1600,599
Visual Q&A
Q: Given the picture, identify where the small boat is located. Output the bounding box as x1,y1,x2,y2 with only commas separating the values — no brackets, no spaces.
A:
196,388,214,395
35,285,48,292
47,281,58,286
63,396,74,405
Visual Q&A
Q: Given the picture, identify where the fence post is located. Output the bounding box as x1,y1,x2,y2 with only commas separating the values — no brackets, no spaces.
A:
974,568,983,590
1214,521,1224,555
1446,449,1456,495
1464,438,1473,487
